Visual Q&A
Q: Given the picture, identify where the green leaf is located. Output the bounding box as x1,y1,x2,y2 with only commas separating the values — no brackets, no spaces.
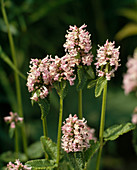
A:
84,140,100,163
0,46,26,80
9,127,15,138
54,81,68,99
40,136,58,161
87,79,97,89
28,141,44,159
103,122,136,141
77,66,87,90
0,151,27,163
85,66,95,80
132,125,137,155
66,153,80,170
38,96,50,119
118,8,137,23
64,141,100,170
25,159,57,170
115,23,137,40
95,77,107,97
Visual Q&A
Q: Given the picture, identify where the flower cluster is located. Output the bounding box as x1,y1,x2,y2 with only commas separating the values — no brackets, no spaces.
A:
61,114,96,153
26,57,51,101
63,24,93,66
7,159,31,170
4,112,23,129
123,49,137,94
27,55,76,101
95,40,120,80
132,107,137,124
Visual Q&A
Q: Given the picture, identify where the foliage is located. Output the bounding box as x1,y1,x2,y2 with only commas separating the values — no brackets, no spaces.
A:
103,122,135,141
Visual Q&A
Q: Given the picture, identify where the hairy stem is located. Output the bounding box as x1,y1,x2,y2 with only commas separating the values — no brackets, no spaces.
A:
78,89,83,119
1,0,28,156
42,117,48,138
56,96,63,166
96,82,107,170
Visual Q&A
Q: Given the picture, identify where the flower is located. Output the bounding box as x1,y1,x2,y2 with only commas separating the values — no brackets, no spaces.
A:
95,40,120,80
7,159,31,170
27,54,77,101
61,114,96,153
49,54,76,86
63,24,93,66
26,56,52,101
123,49,137,94
132,106,137,124
4,112,23,129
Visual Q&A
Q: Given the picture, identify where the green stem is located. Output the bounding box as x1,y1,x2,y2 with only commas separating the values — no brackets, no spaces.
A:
56,95,63,166
15,127,19,159
96,82,107,170
42,117,48,159
78,89,83,119
1,0,28,156
42,117,48,137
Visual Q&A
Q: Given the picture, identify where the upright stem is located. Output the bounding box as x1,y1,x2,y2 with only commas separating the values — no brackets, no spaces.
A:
78,89,83,119
56,95,63,166
42,116,48,159
1,0,28,156
96,82,107,170
42,117,48,137
15,127,19,159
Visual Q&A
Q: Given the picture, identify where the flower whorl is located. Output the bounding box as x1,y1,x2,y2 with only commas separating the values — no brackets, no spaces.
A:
95,40,120,80
61,114,96,153
123,49,137,94
63,24,93,66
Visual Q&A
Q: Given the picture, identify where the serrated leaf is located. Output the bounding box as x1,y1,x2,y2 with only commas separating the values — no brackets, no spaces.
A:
0,151,27,163
25,159,57,170
67,153,79,170
40,136,57,161
28,141,44,159
115,23,137,40
132,125,137,155
84,140,100,163
103,122,136,141
87,79,97,89
77,67,87,90
85,66,95,79
38,96,50,119
0,46,26,80
95,77,107,97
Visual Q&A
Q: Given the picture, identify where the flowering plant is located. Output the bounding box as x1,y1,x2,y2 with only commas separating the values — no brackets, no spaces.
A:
0,2,136,168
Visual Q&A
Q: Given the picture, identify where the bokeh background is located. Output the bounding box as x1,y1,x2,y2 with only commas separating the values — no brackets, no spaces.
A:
0,0,137,169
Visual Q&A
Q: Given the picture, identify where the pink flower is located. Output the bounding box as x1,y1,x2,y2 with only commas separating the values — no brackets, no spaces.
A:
123,49,137,94
61,114,96,153
4,112,23,129
132,114,137,124
7,159,31,170
27,56,51,101
64,24,93,66
95,40,120,80
30,92,38,101
131,106,137,124
49,54,76,86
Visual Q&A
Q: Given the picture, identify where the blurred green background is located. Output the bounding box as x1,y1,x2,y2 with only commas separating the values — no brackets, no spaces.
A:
0,0,137,169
